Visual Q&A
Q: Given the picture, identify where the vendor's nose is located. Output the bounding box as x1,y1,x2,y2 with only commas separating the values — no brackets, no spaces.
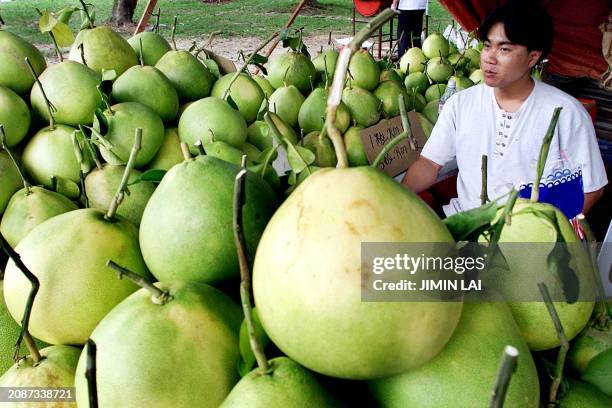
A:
482,50,496,65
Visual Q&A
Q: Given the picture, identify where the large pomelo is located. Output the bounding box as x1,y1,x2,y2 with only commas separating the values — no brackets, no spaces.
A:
399,47,426,74
146,127,183,170
312,49,338,84
403,72,429,95
139,155,277,284
0,31,46,94
0,151,22,215
178,97,247,153
422,32,450,59
373,80,409,118
347,49,380,91
341,87,381,128
211,73,265,124
30,61,101,127
0,85,30,147
69,26,138,76
155,50,216,102
253,167,462,379
268,84,305,128
426,57,453,83
74,281,241,407
251,75,275,98
266,51,316,94
298,87,350,134
128,31,171,66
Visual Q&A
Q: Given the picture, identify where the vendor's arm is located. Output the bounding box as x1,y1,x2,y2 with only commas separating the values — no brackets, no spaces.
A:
402,156,442,193
583,188,604,214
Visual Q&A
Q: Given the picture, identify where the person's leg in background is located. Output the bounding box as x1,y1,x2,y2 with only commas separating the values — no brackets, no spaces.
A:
397,9,425,57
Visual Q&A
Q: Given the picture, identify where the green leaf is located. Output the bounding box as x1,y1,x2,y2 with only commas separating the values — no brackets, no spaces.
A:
51,21,74,47
226,94,239,111
256,98,269,121
139,169,166,183
54,176,80,199
252,62,267,76
93,109,109,136
287,170,297,186
56,7,77,24
39,10,57,33
250,53,268,65
101,69,117,82
443,201,500,242
286,144,315,173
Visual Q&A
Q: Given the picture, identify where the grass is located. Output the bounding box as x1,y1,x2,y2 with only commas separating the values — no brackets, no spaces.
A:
0,0,454,44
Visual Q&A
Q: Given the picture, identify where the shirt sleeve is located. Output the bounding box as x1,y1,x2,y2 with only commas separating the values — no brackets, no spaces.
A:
559,103,608,193
421,94,457,167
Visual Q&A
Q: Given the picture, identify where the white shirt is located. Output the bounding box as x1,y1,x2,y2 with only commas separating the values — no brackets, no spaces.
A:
398,0,427,11
421,80,608,215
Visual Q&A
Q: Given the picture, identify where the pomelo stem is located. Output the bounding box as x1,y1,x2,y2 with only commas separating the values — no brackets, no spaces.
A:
538,282,569,407
0,233,40,363
105,128,141,221
71,132,89,207
489,189,519,244
372,96,413,167
85,339,99,408
77,125,103,170
180,142,192,161
398,93,416,150
481,155,489,205
0,125,31,194
530,107,562,203
489,345,518,408
23,332,42,364
78,0,94,28
106,260,172,304
34,8,63,62
233,167,270,374
170,16,178,51
326,8,397,169
25,57,56,130
194,139,206,155
138,38,144,67
222,31,279,101
79,43,87,67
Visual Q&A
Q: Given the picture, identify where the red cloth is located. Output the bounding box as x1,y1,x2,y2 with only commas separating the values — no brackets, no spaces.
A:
437,0,609,79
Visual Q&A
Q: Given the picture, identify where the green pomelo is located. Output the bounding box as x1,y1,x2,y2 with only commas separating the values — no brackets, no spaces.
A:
559,380,612,407
416,112,434,138
85,165,155,226
179,97,247,153
298,88,350,134
469,69,484,84
112,65,179,123
568,318,612,374
146,127,183,171
348,50,380,91
422,32,450,59
204,140,246,166
128,31,171,66
0,281,49,375
379,69,403,84
30,61,101,127
373,80,409,118
267,52,316,94
74,281,241,408
427,57,453,83
69,26,138,76
406,92,427,112
155,50,216,102
3,208,151,345
0,31,46,94
0,345,81,395
242,142,262,164
369,302,539,407
22,124,83,189
0,151,22,215
0,186,78,248
251,75,275,98
464,48,481,69
265,112,299,145
96,102,165,168
302,131,337,168
449,75,474,91
344,126,368,167
312,49,338,84
403,72,429,95
221,357,339,408
341,87,381,128
253,167,462,379
139,155,277,283
399,47,426,74
247,121,274,152
425,83,447,102
495,200,596,350
268,85,305,128
0,86,30,147
422,99,439,124
211,73,265,123
582,348,612,396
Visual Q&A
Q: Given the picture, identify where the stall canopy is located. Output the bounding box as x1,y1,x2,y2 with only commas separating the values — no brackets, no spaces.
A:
438,0,609,79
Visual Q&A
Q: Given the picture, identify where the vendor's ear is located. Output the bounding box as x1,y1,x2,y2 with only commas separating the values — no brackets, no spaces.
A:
527,50,542,68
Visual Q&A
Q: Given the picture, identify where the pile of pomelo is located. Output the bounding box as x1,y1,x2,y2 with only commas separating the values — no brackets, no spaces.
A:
0,4,609,408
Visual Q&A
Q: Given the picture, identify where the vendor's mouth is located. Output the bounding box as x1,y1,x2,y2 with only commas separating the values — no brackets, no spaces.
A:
484,70,497,78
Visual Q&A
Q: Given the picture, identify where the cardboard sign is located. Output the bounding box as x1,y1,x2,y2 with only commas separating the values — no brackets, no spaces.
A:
359,112,428,177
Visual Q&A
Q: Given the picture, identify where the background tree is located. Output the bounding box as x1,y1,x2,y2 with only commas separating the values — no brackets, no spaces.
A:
110,0,139,26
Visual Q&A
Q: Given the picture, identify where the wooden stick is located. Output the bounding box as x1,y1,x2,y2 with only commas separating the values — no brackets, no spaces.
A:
134,0,159,35
253,0,309,74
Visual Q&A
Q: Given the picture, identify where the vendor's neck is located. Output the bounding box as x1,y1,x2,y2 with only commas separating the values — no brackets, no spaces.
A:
494,74,535,113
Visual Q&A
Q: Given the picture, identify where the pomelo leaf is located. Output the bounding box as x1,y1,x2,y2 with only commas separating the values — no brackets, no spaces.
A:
443,201,499,242
129,169,166,185
238,309,269,377
39,10,57,33
54,177,80,199
51,21,74,47
286,144,315,173
56,7,77,24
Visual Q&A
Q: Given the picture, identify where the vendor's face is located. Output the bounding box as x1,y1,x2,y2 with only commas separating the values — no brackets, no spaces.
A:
480,22,541,88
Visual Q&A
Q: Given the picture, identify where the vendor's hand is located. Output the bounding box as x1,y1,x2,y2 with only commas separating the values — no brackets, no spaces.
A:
391,0,399,12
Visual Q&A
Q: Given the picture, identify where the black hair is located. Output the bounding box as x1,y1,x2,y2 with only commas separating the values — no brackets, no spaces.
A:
478,0,554,58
